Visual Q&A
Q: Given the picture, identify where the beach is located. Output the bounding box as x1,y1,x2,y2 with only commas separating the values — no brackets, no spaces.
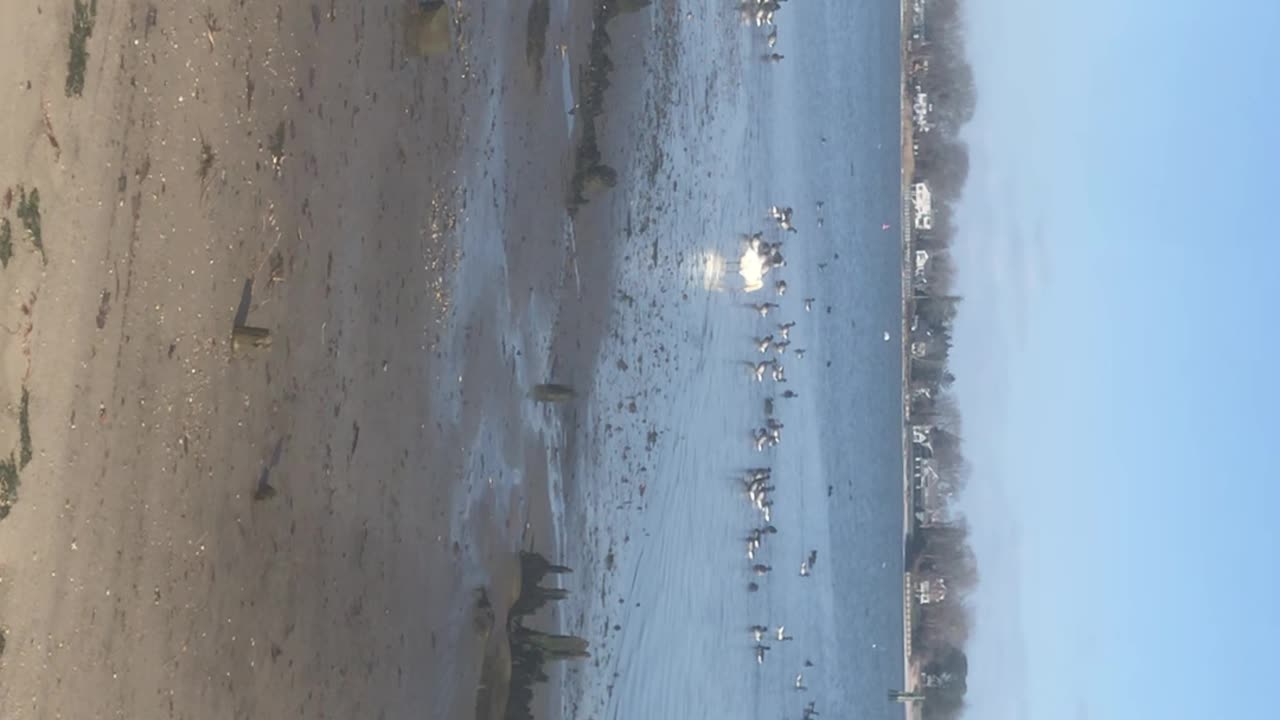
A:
0,1,607,717
0,1,910,719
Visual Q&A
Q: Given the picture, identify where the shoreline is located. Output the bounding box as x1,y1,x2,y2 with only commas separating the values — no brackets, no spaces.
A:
899,0,922,714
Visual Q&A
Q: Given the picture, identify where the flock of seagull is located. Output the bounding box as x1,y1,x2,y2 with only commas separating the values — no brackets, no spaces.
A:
737,203,822,720
741,0,791,63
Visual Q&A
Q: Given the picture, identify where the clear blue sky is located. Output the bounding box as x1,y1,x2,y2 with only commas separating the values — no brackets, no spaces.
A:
951,1,1280,718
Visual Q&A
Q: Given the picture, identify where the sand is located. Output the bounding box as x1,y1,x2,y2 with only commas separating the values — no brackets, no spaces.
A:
0,1,605,717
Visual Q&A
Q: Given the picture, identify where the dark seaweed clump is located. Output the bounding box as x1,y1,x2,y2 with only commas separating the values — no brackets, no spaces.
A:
504,552,589,720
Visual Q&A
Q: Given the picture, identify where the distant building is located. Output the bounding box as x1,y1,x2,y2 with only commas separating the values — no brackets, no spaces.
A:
923,671,957,688
912,425,934,455
914,249,932,279
914,458,953,527
911,0,927,32
912,425,932,446
911,182,934,230
916,577,947,605
910,383,933,404
913,458,939,489
912,91,933,133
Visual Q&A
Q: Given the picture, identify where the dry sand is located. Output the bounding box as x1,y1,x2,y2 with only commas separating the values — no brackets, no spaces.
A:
0,1,607,717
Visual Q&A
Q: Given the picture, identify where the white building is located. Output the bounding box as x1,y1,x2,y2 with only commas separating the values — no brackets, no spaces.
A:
911,182,933,230
913,458,940,489
917,578,947,605
911,0,927,31
912,425,933,453
912,91,933,133
914,249,932,278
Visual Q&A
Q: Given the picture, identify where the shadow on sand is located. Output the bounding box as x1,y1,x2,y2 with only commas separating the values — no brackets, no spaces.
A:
566,0,653,214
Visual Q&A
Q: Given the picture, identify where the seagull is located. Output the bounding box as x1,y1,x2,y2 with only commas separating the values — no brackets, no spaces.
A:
756,335,775,353
747,360,773,382
766,27,778,47
775,280,787,296
751,625,769,642
794,348,806,358
772,340,790,354
755,644,771,664
751,302,780,317
781,389,798,399
753,564,772,576
799,560,811,577
883,331,891,341
754,430,771,452
776,626,793,641
795,673,807,690
803,298,815,312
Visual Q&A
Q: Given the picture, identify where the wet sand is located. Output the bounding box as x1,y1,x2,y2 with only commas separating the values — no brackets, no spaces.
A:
0,1,614,717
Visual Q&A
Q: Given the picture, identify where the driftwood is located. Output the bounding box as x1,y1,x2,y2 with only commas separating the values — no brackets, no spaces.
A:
232,325,272,352
529,384,576,403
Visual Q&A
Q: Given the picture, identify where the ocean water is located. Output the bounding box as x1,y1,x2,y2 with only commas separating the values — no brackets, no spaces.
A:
555,1,906,719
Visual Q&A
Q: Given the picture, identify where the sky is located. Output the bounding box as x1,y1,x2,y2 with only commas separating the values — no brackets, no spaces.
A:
950,1,1280,718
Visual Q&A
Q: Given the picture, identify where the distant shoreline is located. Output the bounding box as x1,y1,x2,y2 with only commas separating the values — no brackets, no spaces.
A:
898,0,921,714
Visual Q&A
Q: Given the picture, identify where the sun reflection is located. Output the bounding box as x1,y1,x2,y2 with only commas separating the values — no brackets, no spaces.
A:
703,251,726,290
702,245,770,293
737,246,766,293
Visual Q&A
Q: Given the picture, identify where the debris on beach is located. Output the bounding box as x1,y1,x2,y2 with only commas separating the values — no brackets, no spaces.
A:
232,324,272,352
404,1,451,57
530,383,576,403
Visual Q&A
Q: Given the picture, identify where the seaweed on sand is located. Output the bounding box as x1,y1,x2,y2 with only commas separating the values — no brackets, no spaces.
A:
0,454,18,520
66,0,98,97
16,187,44,264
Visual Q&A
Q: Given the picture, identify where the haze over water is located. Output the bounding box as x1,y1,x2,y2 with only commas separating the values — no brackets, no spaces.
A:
555,1,907,718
